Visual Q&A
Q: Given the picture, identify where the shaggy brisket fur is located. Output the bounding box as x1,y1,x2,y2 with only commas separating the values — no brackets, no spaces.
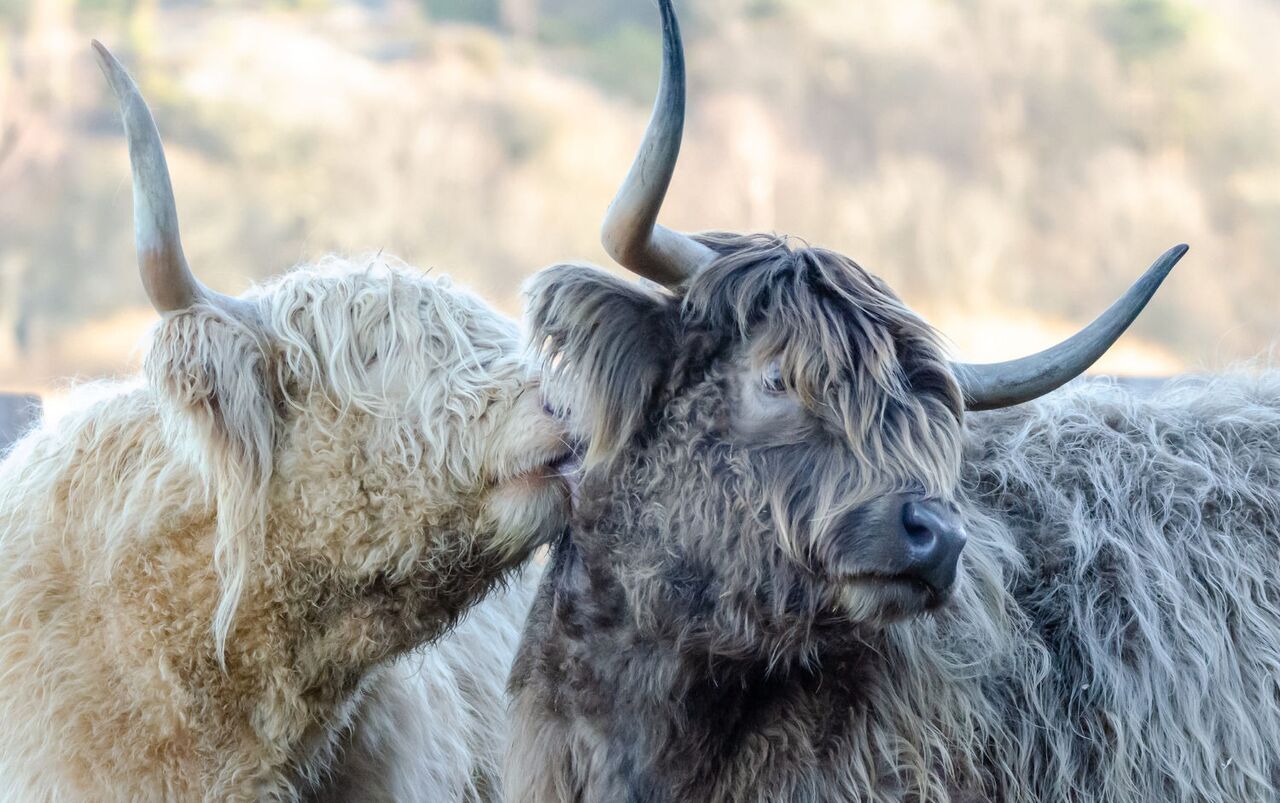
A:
507,234,1280,802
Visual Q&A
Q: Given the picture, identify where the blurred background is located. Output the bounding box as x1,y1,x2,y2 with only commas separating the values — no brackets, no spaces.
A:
2,0,1279,404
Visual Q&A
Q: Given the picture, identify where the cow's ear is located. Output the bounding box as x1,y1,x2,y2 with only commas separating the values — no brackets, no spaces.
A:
145,305,275,659
525,265,677,465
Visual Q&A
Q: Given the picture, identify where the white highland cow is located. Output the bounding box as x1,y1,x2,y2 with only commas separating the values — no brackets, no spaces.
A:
0,44,573,801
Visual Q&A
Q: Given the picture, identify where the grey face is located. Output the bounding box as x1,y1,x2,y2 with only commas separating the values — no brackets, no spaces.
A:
530,236,970,651
530,0,1179,654
728,350,968,619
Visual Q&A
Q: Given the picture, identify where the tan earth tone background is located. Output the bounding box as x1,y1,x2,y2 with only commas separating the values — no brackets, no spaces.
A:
3,0,1280,418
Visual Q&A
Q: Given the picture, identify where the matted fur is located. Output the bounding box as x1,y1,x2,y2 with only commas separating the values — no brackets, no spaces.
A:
0,256,569,801
507,235,1280,801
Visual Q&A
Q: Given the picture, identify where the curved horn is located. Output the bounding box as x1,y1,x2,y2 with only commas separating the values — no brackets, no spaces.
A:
954,244,1187,411
92,41,222,313
600,0,716,287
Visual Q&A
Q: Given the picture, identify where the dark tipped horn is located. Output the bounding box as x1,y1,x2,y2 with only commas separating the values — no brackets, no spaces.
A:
599,0,716,287
953,244,1187,411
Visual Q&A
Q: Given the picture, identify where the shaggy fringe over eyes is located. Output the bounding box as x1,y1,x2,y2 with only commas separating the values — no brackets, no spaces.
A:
144,256,518,661
262,256,517,483
524,265,677,464
686,233,964,504
526,236,962,500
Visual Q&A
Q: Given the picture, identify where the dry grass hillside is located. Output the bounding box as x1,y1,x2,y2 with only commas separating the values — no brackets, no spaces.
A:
3,0,1279,397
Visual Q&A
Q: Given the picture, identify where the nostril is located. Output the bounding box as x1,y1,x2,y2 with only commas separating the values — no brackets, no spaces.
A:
897,498,967,595
901,502,938,550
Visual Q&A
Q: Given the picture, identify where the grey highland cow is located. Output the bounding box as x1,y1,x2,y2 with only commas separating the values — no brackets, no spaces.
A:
504,2,1280,801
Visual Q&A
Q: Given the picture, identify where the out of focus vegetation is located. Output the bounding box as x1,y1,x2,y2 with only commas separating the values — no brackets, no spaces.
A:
3,0,1280,394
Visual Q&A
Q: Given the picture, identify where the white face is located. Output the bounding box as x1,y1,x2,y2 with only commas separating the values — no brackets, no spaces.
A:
421,283,574,560
239,262,575,572
475,384,575,558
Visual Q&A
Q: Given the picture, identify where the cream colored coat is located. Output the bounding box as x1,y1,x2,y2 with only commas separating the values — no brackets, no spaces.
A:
0,260,569,801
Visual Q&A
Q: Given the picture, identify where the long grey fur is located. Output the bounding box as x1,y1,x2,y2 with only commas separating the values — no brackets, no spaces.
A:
506,234,1280,802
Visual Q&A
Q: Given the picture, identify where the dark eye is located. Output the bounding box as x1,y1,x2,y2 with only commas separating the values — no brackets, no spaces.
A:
761,360,786,394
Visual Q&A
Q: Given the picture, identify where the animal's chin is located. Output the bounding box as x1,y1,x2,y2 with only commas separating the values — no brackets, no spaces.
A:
483,475,571,558
836,575,952,624
480,446,581,556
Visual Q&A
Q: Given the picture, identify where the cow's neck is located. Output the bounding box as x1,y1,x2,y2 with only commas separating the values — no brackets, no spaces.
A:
95,524,357,796
524,532,872,801
100,506,493,797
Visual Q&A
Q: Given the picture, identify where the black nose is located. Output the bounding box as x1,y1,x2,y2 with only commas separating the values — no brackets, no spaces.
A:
897,498,967,595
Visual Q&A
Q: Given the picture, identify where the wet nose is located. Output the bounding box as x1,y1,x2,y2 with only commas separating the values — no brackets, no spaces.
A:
898,498,967,595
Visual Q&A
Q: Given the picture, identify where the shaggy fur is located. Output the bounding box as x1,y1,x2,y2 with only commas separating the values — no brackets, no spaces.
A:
507,234,1280,802
304,566,537,802
0,256,570,801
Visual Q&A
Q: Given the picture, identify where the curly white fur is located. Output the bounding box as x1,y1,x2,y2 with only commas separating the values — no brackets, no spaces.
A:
0,256,568,801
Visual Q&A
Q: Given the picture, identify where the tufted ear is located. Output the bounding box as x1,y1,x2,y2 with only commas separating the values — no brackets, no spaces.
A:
525,265,678,465
145,306,276,661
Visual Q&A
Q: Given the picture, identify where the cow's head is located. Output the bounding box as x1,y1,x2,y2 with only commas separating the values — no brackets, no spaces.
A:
93,44,572,663
529,1,1182,657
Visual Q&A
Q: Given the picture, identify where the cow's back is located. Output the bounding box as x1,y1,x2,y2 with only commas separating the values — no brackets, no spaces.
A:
957,372,1280,802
